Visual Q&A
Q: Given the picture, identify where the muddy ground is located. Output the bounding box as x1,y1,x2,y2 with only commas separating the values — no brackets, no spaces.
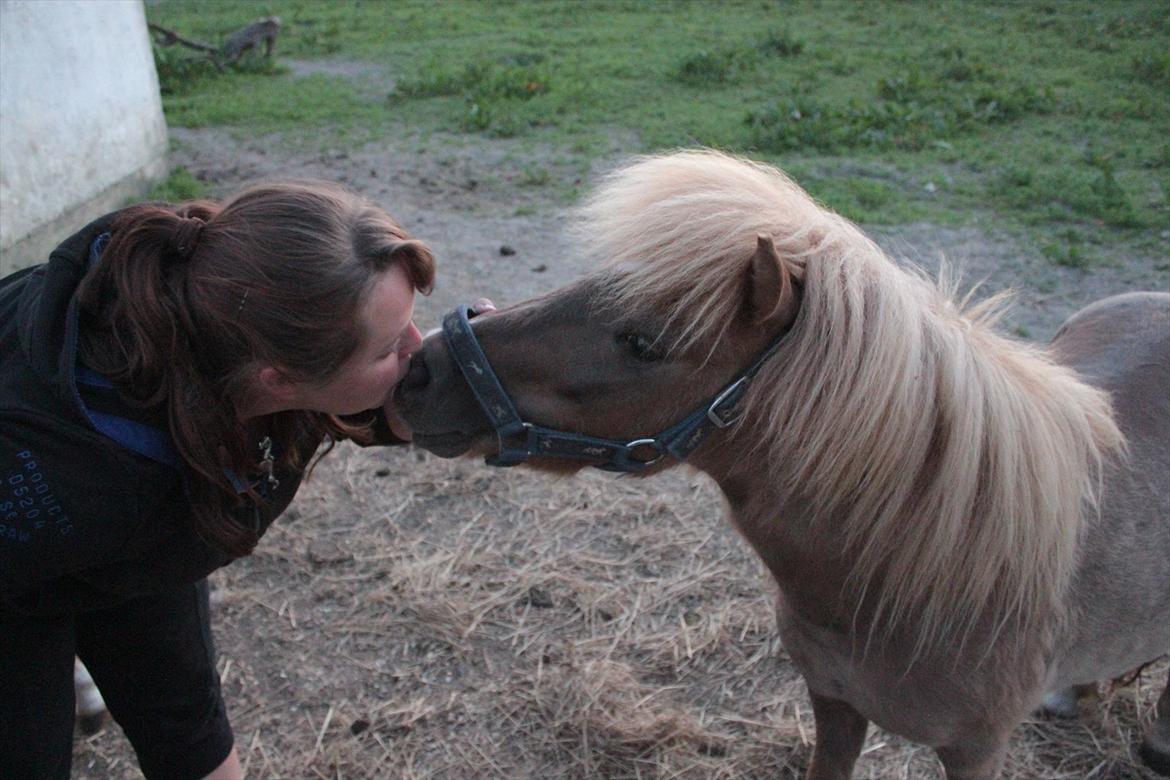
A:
71,105,1168,779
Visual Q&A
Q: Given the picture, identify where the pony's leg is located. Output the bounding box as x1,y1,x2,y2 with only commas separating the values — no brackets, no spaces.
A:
934,729,1010,780
1139,670,1170,776
806,692,869,780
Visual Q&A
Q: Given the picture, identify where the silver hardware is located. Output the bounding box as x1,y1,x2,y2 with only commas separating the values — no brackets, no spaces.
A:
706,378,747,428
624,438,665,465
258,436,280,490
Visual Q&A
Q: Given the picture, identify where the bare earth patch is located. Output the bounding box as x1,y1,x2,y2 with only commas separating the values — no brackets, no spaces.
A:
72,125,1167,779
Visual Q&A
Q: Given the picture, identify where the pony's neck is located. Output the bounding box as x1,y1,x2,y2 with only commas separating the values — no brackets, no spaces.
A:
692,254,1121,659
708,465,875,645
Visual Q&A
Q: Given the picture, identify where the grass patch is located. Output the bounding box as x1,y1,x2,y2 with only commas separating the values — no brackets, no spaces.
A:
672,31,803,86
142,167,209,203
146,0,1170,247
746,48,1054,154
392,56,560,138
995,150,1147,228
1041,229,1094,270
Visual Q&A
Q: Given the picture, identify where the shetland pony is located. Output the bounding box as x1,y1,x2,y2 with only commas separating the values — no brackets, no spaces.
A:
396,150,1170,779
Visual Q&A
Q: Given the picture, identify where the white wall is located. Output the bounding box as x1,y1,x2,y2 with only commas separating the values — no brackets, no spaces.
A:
0,0,167,275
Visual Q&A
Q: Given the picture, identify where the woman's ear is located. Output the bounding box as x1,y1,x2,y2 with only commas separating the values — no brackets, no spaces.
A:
255,365,300,406
237,365,303,419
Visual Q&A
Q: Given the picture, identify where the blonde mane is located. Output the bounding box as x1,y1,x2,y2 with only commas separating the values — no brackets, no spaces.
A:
574,150,1124,655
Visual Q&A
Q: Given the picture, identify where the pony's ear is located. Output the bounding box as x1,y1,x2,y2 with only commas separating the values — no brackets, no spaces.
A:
746,234,802,328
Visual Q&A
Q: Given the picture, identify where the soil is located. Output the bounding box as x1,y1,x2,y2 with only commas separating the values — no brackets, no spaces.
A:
71,114,1168,779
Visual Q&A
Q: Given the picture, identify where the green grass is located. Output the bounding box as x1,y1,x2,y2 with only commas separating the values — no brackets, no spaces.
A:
142,166,209,203
147,0,1169,248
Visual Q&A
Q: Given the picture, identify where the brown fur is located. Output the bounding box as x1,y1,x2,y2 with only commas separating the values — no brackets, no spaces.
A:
397,151,1170,779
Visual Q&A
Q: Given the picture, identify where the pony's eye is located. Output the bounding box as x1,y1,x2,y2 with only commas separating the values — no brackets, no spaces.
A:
617,332,664,362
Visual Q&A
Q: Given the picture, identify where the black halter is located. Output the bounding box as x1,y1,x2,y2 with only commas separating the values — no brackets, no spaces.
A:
441,304,787,473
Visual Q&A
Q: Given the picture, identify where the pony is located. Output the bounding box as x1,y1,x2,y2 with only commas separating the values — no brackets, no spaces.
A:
395,150,1170,779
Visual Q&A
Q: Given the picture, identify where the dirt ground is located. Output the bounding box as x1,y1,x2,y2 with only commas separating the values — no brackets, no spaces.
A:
71,103,1169,778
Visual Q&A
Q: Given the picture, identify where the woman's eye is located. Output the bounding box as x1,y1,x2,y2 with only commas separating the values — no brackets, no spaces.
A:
617,332,664,362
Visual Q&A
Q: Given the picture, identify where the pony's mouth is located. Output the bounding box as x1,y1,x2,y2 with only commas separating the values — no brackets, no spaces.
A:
410,431,477,458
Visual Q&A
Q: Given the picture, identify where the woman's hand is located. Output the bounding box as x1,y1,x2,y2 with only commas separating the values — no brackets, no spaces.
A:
469,297,497,317
423,297,497,340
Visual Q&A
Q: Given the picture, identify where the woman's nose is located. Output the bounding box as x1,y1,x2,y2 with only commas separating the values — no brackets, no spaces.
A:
402,322,423,357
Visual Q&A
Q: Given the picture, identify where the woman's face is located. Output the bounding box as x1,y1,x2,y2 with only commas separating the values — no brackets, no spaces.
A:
293,264,422,416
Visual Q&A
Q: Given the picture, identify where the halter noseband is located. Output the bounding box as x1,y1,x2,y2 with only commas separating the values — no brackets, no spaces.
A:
441,304,787,473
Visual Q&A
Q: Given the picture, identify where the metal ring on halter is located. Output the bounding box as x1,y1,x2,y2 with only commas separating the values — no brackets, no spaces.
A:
624,438,665,466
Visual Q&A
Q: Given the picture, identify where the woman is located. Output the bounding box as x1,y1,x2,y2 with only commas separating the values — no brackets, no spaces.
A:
0,181,465,778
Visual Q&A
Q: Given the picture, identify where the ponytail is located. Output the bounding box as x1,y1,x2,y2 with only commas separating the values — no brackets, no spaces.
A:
77,202,220,407
76,200,270,556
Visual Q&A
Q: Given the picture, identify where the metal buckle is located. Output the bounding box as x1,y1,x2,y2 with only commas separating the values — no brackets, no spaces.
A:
491,422,533,465
706,378,747,428
624,438,665,466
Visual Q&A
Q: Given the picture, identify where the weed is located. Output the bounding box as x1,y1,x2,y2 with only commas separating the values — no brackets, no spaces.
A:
142,167,208,203
675,30,802,87
748,53,1053,155
395,59,551,102
393,57,554,137
847,179,893,211
675,49,750,86
1085,152,1143,228
1041,229,1092,269
757,29,804,58
518,166,551,187
1131,50,1170,87
996,161,1143,230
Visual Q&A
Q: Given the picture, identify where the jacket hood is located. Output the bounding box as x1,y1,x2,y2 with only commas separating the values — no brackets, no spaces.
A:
12,211,120,423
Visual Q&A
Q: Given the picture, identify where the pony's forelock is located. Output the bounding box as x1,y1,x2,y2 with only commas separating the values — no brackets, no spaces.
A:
573,149,1124,659
573,150,855,351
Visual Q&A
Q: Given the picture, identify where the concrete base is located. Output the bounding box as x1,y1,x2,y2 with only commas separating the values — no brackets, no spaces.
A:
0,155,167,278
1,0,168,278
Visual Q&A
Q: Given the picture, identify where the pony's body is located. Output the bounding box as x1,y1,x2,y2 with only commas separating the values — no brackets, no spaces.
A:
700,289,1169,777
396,151,1170,779
729,291,1170,776
1049,294,1170,688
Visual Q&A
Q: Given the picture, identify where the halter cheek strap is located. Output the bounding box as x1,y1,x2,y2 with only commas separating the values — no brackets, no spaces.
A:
441,304,787,473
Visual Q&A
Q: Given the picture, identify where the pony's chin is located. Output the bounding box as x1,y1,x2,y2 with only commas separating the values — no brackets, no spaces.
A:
411,432,477,459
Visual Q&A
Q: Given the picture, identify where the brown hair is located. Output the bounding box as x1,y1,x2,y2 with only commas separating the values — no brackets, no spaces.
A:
76,180,435,556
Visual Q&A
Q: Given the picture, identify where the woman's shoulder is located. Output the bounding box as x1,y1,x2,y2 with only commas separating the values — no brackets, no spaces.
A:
0,405,187,601
47,208,133,268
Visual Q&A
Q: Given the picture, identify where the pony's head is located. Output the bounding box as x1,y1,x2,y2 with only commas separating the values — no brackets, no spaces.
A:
396,151,819,470
400,149,1124,660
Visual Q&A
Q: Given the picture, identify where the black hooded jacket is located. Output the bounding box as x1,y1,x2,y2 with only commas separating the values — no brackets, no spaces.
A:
1,211,393,616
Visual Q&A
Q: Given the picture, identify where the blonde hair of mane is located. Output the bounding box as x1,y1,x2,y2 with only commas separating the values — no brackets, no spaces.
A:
575,149,1124,657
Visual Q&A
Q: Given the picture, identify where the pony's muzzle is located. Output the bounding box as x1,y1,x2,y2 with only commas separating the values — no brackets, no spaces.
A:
400,347,431,394
395,333,492,457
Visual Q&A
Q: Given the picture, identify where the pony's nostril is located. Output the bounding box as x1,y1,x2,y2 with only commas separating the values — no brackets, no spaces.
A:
401,351,431,393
